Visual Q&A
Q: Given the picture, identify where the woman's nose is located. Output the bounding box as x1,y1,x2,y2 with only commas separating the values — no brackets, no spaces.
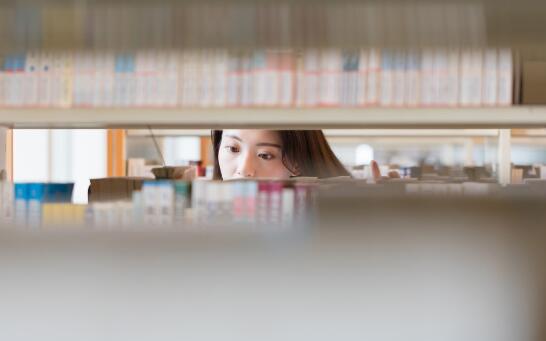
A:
236,153,256,178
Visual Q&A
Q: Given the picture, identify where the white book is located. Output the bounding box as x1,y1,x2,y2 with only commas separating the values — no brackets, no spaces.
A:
446,49,460,106
393,50,406,107
149,51,161,107
176,52,184,107
240,53,253,107
226,51,241,107
420,49,435,106
197,50,209,107
156,51,168,107
264,51,280,107
210,50,227,108
341,51,358,106
2,56,11,106
147,51,159,107
340,52,350,106
303,49,320,107
281,187,295,228
460,49,483,106
127,53,138,107
483,49,498,106
435,49,449,106
113,54,123,107
59,52,73,108
379,49,394,106
184,51,199,107
82,53,95,107
183,51,195,107
356,49,368,107
165,51,179,107
103,52,115,107
4,55,15,106
92,52,103,107
252,50,267,107
72,52,83,106
469,49,484,106
135,52,147,107
319,49,341,106
51,53,65,107
279,51,294,107
497,48,513,106
37,52,53,107
158,183,174,225
121,54,132,107
23,51,39,107
366,49,380,105
404,50,420,107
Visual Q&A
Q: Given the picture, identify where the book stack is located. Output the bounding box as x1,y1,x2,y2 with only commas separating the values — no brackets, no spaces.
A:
13,183,74,227
3,176,546,230
0,48,514,108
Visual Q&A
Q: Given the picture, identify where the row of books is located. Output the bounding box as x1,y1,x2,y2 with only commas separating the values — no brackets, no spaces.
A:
12,183,74,226
0,48,513,108
90,179,315,229
5,177,546,229
0,3,484,48
4,179,316,228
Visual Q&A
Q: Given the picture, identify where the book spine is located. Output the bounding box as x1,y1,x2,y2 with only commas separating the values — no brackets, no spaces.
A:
421,49,435,107
446,49,460,107
404,50,421,107
366,49,380,106
393,50,406,107
356,49,368,107
303,49,320,107
497,48,513,106
380,49,394,107
319,49,341,107
226,51,241,107
483,48,499,106
278,51,294,107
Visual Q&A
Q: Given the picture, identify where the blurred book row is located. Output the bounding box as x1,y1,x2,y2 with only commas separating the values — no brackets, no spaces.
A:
0,2,485,49
2,164,546,229
0,48,513,108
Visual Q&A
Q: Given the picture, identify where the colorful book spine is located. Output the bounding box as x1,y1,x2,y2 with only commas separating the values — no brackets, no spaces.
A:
356,49,368,107
379,49,394,107
497,48,513,106
366,49,380,106
483,49,498,106
14,183,29,226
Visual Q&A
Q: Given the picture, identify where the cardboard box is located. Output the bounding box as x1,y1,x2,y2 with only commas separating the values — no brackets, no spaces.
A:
89,177,148,203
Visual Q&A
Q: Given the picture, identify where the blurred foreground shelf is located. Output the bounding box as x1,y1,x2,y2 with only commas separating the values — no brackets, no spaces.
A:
1,107,546,129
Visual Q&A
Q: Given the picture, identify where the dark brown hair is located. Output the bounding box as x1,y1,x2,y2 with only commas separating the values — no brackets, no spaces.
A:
211,130,350,180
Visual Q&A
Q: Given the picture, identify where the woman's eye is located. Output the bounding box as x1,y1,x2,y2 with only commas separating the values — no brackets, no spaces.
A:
258,153,274,160
224,145,239,153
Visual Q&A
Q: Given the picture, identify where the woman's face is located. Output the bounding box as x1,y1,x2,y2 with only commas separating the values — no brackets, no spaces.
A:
218,130,296,180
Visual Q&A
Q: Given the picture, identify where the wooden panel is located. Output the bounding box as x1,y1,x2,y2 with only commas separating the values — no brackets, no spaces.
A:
200,135,213,167
107,129,126,176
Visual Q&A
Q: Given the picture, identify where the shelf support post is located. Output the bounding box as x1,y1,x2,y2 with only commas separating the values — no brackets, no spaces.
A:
497,129,511,185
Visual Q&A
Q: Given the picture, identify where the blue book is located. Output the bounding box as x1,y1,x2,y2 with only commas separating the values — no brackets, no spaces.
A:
14,183,29,225
44,183,74,203
27,183,45,227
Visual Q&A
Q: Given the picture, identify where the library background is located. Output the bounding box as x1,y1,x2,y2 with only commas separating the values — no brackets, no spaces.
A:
2,1,546,340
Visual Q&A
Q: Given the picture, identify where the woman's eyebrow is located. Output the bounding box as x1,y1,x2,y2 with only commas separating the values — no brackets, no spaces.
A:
224,134,242,142
256,142,282,148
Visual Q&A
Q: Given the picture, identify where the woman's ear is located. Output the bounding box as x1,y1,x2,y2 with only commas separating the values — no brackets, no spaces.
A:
290,164,301,177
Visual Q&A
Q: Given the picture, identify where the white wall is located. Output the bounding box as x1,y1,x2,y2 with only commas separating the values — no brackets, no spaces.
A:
13,129,107,204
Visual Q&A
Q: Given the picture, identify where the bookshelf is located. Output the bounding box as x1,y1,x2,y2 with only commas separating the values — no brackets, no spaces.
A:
1,107,546,129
